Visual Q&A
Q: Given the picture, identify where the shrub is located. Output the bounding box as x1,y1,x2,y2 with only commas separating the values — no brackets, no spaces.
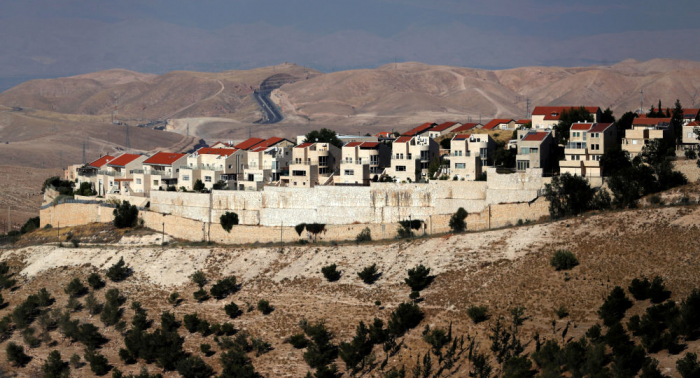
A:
306,223,326,241
168,292,180,305
409,291,420,301
113,201,139,228
449,207,468,233
220,212,239,233
649,195,662,205
467,305,489,324
295,223,306,236
357,264,380,284
252,337,272,356
106,257,130,282
177,355,214,378
598,286,633,326
69,353,81,368
648,276,671,303
556,305,569,319
288,333,309,349
191,270,206,288
210,276,238,299
42,350,69,377
193,179,205,192
629,277,652,300
194,289,210,302
87,272,105,290
257,299,273,315
396,223,414,239
183,313,201,333
677,352,700,378
321,264,341,282
20,217,40,234
355,227,372,243
685,149,697,160
85,349,111,375
224,302,242,318
405,264,433,291
550,250,579,271
65,278,87,297
6,342,30,366
219,348,261,377
387,302,423,337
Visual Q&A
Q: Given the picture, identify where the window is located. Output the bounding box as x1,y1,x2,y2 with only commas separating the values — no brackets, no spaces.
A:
292,170,306,176
530,148,538,154
480,148,488,158
228,164,232,169
455,163,466,169
319,156,328,166
396,166,406,172
420,162,428,170
205,176,212,182
319,168,329,174
520,147,530,155
153,180,159,185
344,170,354,176
420,151,429,160
517,160,530,171
109,181,113,187
370,155,378,165
136,178,142,184
183,175,190,181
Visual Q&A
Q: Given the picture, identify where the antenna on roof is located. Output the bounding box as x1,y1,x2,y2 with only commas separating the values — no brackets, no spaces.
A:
82,142,86,165
125,124,131,153
640,90,644,114
526,98,531,118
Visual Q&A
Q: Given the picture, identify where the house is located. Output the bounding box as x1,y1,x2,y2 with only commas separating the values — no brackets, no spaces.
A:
427,122,462,138
131,152,187,194
210,141,235,149
560,123,617,177
64,164,83,182
531,106,602,130
289,142,341,187
682,121,700,149
681,108,700,125
386,136,439,182
483,119,516,130
452,123,483,133
449,134,495,180
402,122,437,136
622,118,673,158
242,144,293,187
336,142,391,185
102,153,148,195
178,147,244,191
515,130,555,173
234,137,266,150
76,155,115,195
515,119,531,128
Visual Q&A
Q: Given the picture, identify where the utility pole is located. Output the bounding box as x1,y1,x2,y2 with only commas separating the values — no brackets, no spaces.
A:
186,123,190,137
125,124,131,152
526,98,531,118
640,90,644,114
82,142,86,165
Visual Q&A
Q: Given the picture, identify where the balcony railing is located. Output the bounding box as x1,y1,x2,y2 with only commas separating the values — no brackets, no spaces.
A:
291,160,331,167
97,170,125,177
566,142,587,149
179,165,224,171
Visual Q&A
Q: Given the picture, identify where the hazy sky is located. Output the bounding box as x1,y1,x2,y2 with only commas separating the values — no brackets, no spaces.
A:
1,0,700,86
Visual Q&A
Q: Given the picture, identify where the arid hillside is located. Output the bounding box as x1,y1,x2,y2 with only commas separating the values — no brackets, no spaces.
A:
0,204,698,377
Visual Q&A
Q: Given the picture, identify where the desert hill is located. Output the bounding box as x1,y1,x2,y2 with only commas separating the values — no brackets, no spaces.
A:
2,59,699,142
0,200,699,376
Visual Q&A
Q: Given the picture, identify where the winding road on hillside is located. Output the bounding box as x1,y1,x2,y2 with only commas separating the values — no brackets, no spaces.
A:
253,90,283,124
165,80,225,119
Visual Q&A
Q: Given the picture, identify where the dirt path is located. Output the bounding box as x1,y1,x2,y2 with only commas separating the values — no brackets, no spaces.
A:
165,80,225,119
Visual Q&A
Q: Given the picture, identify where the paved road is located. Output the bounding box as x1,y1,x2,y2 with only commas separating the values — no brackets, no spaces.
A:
253,90,283,124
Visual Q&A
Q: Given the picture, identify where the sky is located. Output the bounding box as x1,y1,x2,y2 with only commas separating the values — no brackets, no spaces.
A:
1,0,699,88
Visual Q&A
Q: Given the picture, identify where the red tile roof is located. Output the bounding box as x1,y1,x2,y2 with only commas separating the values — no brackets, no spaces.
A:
344,141,362,147
196,147,238,156
633,117,671,126
143,152,186,166
360,142,379,148
210,141,233,147
249,145,269,152
432,122,459,132
256,137,288,148
402,122,436,136
452,123,480,133
107,153,142,167
515,119,531,124
682,108,700,118
571,123,593,131
295,142,314,149
88,155,115,168
483,119,515,130
452,134,472,140
522,132,549,142
688,121,700,127
234,137,265,150
394,136,413,143
532,106,601,121
375,131,393,138
589,123,614,133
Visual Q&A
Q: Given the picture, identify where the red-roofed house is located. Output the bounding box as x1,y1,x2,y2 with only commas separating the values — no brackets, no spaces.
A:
131,152,187,194
515,130,555,173
682,108,700,125
531,106,602,130
337,141,391,185
623,118,673,158
375,131,395,141
560,122,618,177
76,155,116,195
449,134,495,180
179,147,246,191
234,137,266,150
515,119,531,128
289,142,341,187
402,122,437,136
452,123,483,133
99,153,149,195
483,119,516,130
242,143,294,188
386,135,439,182
427,122,463,138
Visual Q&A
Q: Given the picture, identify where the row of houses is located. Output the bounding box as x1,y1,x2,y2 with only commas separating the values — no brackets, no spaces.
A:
65,106,700,195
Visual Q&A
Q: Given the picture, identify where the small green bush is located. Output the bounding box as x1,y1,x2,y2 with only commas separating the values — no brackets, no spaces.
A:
356,227,372,243
113,201,138,229
357,264,380,284
550,250,579,271
220,212,239,233
257,300,273,315
105,257,130,282
288,333,309,349
87,272,105,290
191,270,206,288
224,302,241,318
467,305,489,324
556,305,569,319
405,264,432,291
321,264,341,282
6,342,30,366
449,207,468,233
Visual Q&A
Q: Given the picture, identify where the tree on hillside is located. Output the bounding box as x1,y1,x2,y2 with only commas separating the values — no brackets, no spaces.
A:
672,99,684,144
193,179,205,192
113,201,138,228
553,107,594,142
303,128,342,148
544,173,596,219
616,111,638,142
600,107,615,123
600,148,632,176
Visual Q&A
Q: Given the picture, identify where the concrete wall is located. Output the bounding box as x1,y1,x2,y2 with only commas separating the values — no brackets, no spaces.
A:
40,203,115,228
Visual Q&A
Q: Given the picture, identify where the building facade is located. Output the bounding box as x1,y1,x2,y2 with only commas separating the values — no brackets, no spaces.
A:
336,142,391,185
560,122,617,177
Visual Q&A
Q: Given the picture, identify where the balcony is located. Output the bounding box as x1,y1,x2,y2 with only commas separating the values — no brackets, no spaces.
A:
179,164,224,171
97,170,125,177
566,142,587,149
